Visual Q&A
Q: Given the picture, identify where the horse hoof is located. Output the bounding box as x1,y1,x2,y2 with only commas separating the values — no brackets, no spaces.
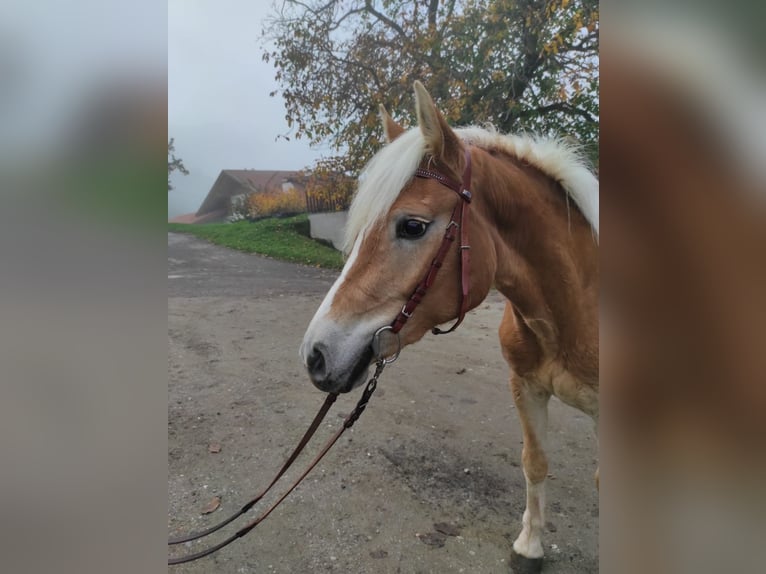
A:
510,549,544,574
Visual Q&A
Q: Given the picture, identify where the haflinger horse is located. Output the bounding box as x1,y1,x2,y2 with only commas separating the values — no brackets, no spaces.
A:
300,81,598,573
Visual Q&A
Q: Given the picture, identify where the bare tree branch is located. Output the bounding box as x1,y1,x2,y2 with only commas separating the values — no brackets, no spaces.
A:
561,30,599,52
526,102,598,124
445,0,457,21
428,0,439,29
364,0,406,38
329,7,367,31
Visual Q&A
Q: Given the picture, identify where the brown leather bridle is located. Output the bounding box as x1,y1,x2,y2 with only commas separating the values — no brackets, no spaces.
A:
168,148,473,565
390,147,473,336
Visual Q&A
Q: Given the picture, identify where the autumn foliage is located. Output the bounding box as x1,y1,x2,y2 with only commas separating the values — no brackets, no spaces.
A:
302,157,356,213
246,187,307,219
263,0,599,185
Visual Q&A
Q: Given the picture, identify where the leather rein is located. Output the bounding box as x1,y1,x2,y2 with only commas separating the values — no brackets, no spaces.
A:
168,149,473,565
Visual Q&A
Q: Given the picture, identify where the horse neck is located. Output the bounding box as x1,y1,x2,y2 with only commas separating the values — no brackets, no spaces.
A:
471,147,599,355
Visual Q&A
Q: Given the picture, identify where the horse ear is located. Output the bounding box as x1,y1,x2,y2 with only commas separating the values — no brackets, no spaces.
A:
379,104,404,142
413,81,462,166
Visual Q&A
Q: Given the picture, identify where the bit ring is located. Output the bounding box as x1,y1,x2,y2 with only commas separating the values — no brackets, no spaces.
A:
371,325,401,365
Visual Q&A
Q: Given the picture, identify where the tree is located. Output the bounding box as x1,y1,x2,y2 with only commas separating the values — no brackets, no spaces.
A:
263,0,599,177
301,156,357,212
168,138,189,191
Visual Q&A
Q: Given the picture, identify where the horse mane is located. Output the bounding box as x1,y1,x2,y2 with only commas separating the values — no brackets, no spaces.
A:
343,125,599,254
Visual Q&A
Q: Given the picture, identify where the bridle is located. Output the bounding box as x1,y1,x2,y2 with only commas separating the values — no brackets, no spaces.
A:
168,148,473,565
390,147,473,336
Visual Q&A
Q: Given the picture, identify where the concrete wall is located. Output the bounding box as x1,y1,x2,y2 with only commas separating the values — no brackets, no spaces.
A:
308,211,348,251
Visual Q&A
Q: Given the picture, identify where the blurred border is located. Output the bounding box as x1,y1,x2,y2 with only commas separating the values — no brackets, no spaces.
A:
2,1,765,573
0,2,167,573
601,2,765,573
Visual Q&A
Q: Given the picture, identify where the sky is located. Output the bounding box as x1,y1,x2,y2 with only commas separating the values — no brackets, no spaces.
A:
168,0,326,217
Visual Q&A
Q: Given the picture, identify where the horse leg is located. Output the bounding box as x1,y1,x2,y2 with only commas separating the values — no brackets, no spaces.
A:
510,375,551,574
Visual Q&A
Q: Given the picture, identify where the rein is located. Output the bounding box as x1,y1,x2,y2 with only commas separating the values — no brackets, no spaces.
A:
168,360,386,565
168,149,473,565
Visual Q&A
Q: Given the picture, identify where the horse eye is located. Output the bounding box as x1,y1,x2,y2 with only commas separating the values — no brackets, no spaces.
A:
397,219,429,239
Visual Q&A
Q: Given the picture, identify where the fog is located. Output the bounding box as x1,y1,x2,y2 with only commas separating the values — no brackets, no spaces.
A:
168,0,326,217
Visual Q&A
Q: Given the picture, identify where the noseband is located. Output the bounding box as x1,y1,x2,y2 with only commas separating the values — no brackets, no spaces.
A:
389,147,473,337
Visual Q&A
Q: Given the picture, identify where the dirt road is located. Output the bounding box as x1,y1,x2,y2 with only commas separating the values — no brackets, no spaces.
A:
168,232,598,573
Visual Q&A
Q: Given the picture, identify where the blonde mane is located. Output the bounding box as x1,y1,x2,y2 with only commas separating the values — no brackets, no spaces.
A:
344,125,599,253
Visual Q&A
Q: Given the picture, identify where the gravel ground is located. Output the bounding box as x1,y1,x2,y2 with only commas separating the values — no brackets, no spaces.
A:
168,232,598,573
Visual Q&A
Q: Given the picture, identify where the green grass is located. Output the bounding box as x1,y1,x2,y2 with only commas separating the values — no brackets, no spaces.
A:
168,214,344,269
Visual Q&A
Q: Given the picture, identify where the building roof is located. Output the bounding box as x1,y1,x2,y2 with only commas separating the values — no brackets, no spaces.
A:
196,169,302,217
223,169,301,191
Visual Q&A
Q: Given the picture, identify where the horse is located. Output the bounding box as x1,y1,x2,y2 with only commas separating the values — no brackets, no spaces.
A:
300,81,598,573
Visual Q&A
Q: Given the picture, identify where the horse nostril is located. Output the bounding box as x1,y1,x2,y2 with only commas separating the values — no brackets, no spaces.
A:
306,346,326,380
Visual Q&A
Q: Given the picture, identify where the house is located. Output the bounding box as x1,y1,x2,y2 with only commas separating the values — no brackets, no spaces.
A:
193,169,303,222
169,167,354,253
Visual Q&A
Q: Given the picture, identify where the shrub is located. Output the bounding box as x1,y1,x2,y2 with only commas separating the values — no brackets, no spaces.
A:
302,158,355,213
246,187,307,219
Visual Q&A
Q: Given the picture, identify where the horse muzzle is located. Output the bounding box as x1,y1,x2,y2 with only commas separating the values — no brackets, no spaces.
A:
305,343,374,394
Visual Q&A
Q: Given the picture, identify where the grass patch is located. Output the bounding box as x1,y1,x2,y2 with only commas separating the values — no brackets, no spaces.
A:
168,214,344,269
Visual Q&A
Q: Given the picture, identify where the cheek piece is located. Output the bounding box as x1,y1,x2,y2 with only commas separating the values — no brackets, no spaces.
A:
387,147,473,339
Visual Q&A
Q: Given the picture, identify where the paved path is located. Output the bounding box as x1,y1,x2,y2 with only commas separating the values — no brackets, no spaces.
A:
168,232,338,298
